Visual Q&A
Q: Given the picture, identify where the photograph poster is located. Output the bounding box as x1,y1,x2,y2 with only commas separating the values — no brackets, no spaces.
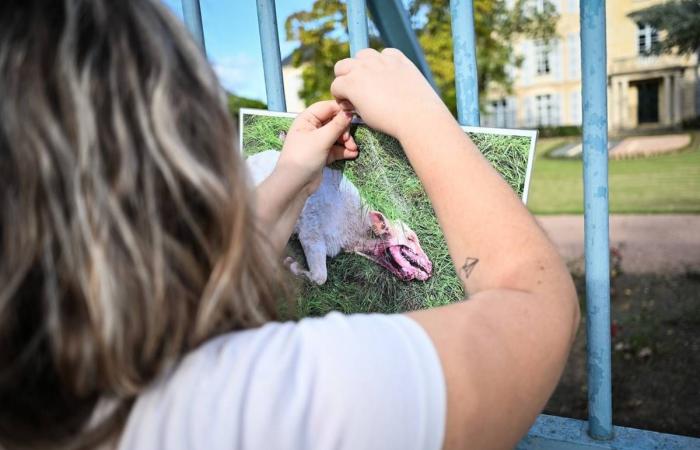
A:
240,109,537,317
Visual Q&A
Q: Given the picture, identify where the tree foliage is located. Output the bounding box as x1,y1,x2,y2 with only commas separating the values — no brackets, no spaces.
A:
284,0,558,113
632,0,700,56
285,1,383,104
228,93,266,117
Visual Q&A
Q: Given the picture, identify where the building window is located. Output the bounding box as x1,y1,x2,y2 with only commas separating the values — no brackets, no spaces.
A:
570,90,581,125
535,94,554,126
535,41,551,75
567,33,580,79
488,99,511,128
637,23,658,55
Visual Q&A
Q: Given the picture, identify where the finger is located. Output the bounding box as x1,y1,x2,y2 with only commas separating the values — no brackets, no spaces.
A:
355,48,380,60
338,100,354,112
334,58,355,76
381,47,404,59
327,144,360,164
297,100,342,127
342,133,358,151
315,109,353,146
330,76,351,102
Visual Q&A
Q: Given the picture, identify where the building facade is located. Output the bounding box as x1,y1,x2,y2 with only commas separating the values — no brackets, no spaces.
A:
483,0,700,132
281,54,307,113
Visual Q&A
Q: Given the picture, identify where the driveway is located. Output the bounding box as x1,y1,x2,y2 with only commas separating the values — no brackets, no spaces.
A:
536,214,700,274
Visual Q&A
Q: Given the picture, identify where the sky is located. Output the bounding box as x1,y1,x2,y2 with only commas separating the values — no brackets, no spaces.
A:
162,0,313,102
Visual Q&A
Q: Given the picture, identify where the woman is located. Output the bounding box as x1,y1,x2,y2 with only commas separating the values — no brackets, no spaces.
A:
0,0,579,449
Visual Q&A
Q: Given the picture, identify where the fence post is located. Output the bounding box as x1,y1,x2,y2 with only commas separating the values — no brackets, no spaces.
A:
347,0,370,56
580,0,613,441
181,0,206,52
450,0,480,126
256,0,287,112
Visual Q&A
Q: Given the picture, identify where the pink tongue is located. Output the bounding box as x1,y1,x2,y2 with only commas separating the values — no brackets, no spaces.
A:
389,246,432,280
389,246,411,272
390,246,427,281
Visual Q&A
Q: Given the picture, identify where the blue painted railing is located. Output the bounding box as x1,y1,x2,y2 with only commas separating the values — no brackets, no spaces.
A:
180,0,700,447
580,0,612,441
180,0,205,52
255,0,287,112
450,0,480,126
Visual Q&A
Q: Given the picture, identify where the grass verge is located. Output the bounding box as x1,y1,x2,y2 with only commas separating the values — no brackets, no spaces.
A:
528,133,700,214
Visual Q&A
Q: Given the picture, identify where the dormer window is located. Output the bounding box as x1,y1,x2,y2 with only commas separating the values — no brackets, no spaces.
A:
637,22,659,55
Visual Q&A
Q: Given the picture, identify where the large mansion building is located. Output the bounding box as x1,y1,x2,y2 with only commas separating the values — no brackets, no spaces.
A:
483,0,699,131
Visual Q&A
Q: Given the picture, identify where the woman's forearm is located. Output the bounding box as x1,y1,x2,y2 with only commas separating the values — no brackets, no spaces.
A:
398,106,572,298
253,164,309,255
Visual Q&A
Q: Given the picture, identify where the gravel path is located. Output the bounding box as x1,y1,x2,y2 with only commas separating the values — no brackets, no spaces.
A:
536,214,700,274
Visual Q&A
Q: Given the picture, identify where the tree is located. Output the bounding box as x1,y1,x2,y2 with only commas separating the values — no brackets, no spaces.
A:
632,0,700,56
227,93,266,117
284,0,558,113
284,1,383,104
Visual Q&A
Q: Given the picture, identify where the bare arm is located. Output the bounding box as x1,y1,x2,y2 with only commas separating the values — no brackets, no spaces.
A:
332,49,580,449
253,165,310,254
252,101,358,255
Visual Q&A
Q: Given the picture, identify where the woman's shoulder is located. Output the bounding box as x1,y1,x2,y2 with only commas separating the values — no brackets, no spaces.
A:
119,312,446,450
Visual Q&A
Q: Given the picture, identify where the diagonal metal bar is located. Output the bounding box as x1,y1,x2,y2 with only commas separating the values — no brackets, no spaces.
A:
366,0,437,90
181,0,206,52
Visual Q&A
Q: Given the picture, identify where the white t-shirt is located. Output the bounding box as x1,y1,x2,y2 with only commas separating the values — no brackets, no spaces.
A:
118,312,446,450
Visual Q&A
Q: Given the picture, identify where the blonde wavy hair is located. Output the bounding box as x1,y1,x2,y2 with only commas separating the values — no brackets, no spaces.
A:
0,0,290,447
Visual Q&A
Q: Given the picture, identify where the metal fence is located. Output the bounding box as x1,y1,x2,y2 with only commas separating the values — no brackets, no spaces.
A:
179,0,699,448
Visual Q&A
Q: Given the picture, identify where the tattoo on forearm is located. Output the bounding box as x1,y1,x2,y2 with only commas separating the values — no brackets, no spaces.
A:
461,257,479,279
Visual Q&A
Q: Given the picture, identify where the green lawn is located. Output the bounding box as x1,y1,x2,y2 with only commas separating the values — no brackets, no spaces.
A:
528,133,700,214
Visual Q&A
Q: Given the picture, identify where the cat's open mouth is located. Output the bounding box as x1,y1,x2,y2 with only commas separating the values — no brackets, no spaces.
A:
357,244,432,281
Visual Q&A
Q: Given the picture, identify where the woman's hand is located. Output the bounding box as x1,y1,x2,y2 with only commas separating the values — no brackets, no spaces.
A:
253,100,358,255
331,48,450,142
276,100,358,196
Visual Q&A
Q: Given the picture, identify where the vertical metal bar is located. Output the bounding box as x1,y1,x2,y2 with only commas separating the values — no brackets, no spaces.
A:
580,0,613,440
450,0,480,126
256,0,287,112
181,0,206,52
347,0,370,56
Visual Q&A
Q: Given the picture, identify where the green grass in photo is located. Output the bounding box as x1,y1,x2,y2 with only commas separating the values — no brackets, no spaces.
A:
242,112,533,317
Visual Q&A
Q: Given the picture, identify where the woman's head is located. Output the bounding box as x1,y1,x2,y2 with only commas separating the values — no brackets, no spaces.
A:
0,0,288,446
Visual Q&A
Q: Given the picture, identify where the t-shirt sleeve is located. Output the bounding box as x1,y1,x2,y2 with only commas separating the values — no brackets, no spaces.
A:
119,312,446,450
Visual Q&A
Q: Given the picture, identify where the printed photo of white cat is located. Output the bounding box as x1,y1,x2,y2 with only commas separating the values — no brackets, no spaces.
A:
240,109,536,316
